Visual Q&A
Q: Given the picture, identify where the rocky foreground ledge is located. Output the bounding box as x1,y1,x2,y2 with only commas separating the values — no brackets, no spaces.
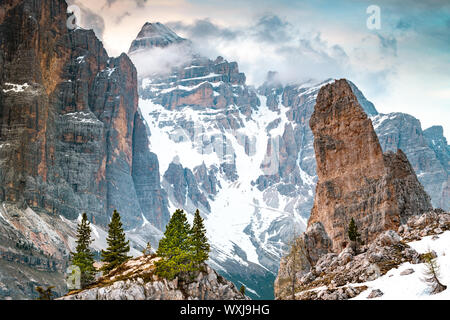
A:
59,256,249,300
274,79,448,300
275,210,450,300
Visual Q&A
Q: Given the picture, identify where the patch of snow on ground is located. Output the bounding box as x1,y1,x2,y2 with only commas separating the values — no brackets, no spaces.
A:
2,83,30,93
142,214,150,227
63,111,102,124
140,96,293,268
138,87,317,271
353,231,450,300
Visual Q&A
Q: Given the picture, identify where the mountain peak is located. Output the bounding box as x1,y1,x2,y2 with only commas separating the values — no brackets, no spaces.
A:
129,22,187,53
424,125,444,137
309,79,431,252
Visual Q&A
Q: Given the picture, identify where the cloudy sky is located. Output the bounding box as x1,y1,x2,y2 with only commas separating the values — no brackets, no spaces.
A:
68,0,450,137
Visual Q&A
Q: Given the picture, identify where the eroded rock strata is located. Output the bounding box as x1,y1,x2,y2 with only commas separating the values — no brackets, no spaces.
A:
0,0,169,230
274,209,450,300
308,79,432,252
0,0,169,298
274,79,435,299
59,255,249,300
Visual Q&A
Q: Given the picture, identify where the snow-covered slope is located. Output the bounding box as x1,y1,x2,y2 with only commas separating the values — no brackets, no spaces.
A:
128,22,450,299
138,90,313,298
0,202,141,299
354,231,450,300
133,54,383,297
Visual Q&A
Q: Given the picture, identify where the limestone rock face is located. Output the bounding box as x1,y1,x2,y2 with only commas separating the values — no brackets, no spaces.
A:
162,162,211,212
308,79,432,252
0,0,169,229
59,255,249,300
274,209,449,300
373,115,450,211
0,0,170,298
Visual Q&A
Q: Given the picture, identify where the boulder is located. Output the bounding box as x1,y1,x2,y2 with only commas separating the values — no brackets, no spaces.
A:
367,289,384,299
400,268,415,276
60,256,248,300
376,230,402,247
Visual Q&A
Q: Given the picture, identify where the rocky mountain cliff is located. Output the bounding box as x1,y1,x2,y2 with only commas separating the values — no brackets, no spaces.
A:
0,0,170,229
129,26,276,298
309,79,432,251
0,0,168,298
372,114,449,211
129,22,188,52
127,22,449,299
128,23,393,300
274,80,444,300
275,209,450,300
0,4,448,300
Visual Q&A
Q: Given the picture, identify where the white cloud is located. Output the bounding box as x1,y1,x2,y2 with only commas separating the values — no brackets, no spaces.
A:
68,1,450,138
129,43,193,78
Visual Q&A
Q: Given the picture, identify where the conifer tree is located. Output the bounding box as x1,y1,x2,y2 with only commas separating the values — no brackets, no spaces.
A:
71,213,96,288
423,251,447,294
35,286,55,300
155,209,196,280
190,209,210,266
240,285,246,295
348,217,361,252
101,210,130,275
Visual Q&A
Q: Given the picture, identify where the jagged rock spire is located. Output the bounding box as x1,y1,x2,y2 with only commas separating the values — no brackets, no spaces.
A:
309,79,432,252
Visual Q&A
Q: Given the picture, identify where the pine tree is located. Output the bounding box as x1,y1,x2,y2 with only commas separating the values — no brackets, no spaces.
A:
239,285,246,295
190,209,210,266
35,286,55,300
101,210,130,275
348,217,361,253
71,213,96,288
422,251,447,294
155,209,196,280
286,235,311,300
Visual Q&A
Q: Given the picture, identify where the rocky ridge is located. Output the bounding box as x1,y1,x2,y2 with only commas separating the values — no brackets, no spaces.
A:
274,209,450,300
372,114,449,211
59,255,249,300
0,0,170,229
129,22,189,52
129,22,449,299
0,0,168,299
274,79,440,300
0,4,448,301
308,79,432,252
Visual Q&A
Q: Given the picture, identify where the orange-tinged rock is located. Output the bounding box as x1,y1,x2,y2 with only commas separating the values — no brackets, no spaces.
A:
309,79,432,252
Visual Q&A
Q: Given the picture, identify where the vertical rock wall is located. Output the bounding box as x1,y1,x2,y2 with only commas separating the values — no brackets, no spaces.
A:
0,0,169,229
308,79,432,252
